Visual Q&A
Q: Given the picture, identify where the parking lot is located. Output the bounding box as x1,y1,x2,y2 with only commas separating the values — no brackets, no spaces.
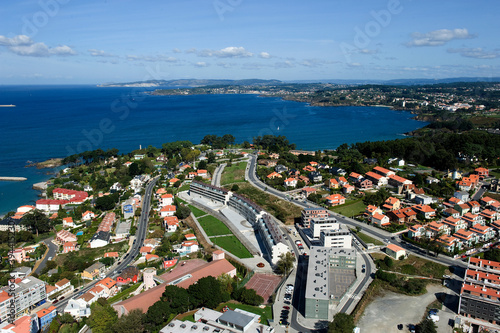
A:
357,284,452,333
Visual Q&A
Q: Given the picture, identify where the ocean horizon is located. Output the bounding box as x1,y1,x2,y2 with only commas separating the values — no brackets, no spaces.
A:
0,85,427,215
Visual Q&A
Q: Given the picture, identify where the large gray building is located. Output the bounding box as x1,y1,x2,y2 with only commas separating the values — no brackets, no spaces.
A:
3,276,47,319
459,257,500,324
305,247,357,320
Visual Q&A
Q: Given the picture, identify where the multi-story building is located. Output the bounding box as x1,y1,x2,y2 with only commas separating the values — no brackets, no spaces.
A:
301,208,328,228
1,277,47,319
310,216,339,238
305,247,357,320
319,225,352,248
459,257,500,324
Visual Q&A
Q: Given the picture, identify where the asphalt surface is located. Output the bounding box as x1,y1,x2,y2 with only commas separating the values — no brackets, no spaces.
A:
33,237,58,275
53,176,159,313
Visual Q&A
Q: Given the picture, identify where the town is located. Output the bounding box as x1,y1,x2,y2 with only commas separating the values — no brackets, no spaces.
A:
0,132,499,333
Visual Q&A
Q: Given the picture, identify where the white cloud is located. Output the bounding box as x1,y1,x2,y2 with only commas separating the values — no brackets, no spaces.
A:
359,48,378,55
216,62,232,68
447,47,500,59
194,61,209,67
88,49,115,57
198,46,253,58
259,52,271,59
172,48,181,53
0,34,76,57
406,28,475,47
274,60,295,68
346,62,362,67
126,54,177,62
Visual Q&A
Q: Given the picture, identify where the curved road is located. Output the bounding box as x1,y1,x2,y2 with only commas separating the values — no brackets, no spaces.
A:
53,176,159,313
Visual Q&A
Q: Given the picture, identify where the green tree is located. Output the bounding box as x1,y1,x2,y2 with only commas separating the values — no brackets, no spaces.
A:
276,252,294,276
87,300,118,333
111,309,144,333
188,276,230,309
329,313,355,333
161,285,191,313
384,256,394,268
21,209,51,236
143,300,171,332
417,318,437,333
175,205,191,220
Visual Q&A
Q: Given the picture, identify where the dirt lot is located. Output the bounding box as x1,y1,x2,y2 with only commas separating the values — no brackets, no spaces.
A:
357,284,451,333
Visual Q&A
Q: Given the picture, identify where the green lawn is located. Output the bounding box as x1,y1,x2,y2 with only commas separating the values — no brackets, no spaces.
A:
221,162,247,185
212,235,253,259
188,205,207,218
216,303,272,324
356,231,384,246
107,283,141,304
198,215,232,236
331,200,366,217
372,253,449,278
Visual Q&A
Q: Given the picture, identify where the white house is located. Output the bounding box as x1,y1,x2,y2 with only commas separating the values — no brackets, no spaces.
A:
82,211,95,221
64,299,91,318
159,194,174,207
160,205,176,217
176,240,199,255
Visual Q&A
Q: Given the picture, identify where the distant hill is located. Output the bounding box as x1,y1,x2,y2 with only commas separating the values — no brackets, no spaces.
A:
98,78,283,88
289,77,500,86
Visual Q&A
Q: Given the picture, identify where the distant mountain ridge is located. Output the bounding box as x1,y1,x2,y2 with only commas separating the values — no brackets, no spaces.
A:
99,77,500,88
98,78,282,87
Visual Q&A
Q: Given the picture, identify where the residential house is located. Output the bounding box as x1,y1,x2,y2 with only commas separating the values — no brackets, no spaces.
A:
454,229,477,248
284,178,298,188
325,178,339,189
426,221,449,238
414,194,434,205
184,234,197,241
371,213,390,227
443,208,460,219
303,165,316,173
426,177,440,185
466,201,481,214
258,159,276,167
96,278,117,297
160,205,176,217
89,231,110,248
386,244,406,260
337,176,348,186
82,262,106,280
437,234,461,253
455,203,471,216
77,292,98,306
356,178,373,190
302,187,317,197
298,175,310,185
454,191,470,203
412,204,436,219
349,172,362,183
55,279,72,293
470,224,495,243
8,248,26,264
116,266,139,286
88,285,107,299
64,299,90,318
37,306,57,331
456,179,474,192
342,184,355,194
408,224,426,239
56,230,77,244
163,258,178,269
480,196,498,207
387,209,406,224
62,217,75,228
164,216,179,232
442,216,468,234
62,242,77,253
10,267,31,279
168,178,180,186
364,205,382,218
365,171,388,187
266,172,282,180
159,193,174,207
104,252,119,258
382,197,400,211
480,209,498,223
140,246,153,256
325,194,345,206
475,167,489,178
387,174,412,187
176,240,199,255
308,171,322,183
81,211,95,221
36,199,68,212
110,182,123,193
329,167,346,176
462,212,484,227
373,166,395,178
45,285,57,299
275,164,288,173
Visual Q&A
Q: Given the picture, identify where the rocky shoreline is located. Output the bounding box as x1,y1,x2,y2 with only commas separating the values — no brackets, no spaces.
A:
25,158,63,169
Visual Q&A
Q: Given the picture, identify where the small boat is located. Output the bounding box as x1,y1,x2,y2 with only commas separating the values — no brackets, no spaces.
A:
0,104,15,107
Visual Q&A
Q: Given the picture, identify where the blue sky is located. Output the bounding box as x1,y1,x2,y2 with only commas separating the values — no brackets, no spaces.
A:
0,0,499,84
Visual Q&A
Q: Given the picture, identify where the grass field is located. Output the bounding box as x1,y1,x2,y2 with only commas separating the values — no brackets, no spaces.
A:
221,162,247,185
188,205,207,218
212,235,253,258
198,215,232,236
235,183,302,224
331,200,366,217
356,231,384,246
372,253,449,278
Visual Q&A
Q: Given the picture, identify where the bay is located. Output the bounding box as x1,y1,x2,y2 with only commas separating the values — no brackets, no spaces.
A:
0,85,426,215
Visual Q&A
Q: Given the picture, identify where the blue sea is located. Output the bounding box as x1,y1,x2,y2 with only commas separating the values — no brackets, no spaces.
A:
0,85,426,215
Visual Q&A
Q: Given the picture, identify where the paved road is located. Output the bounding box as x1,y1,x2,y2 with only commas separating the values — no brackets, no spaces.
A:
212,163,226,187
53,176,159,313
33,237,58,275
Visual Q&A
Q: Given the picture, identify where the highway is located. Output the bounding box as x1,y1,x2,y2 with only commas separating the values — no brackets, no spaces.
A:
33,237,59,275
53,176,159,313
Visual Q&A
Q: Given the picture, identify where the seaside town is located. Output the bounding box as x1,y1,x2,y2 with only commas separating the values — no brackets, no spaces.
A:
0,129,500,333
